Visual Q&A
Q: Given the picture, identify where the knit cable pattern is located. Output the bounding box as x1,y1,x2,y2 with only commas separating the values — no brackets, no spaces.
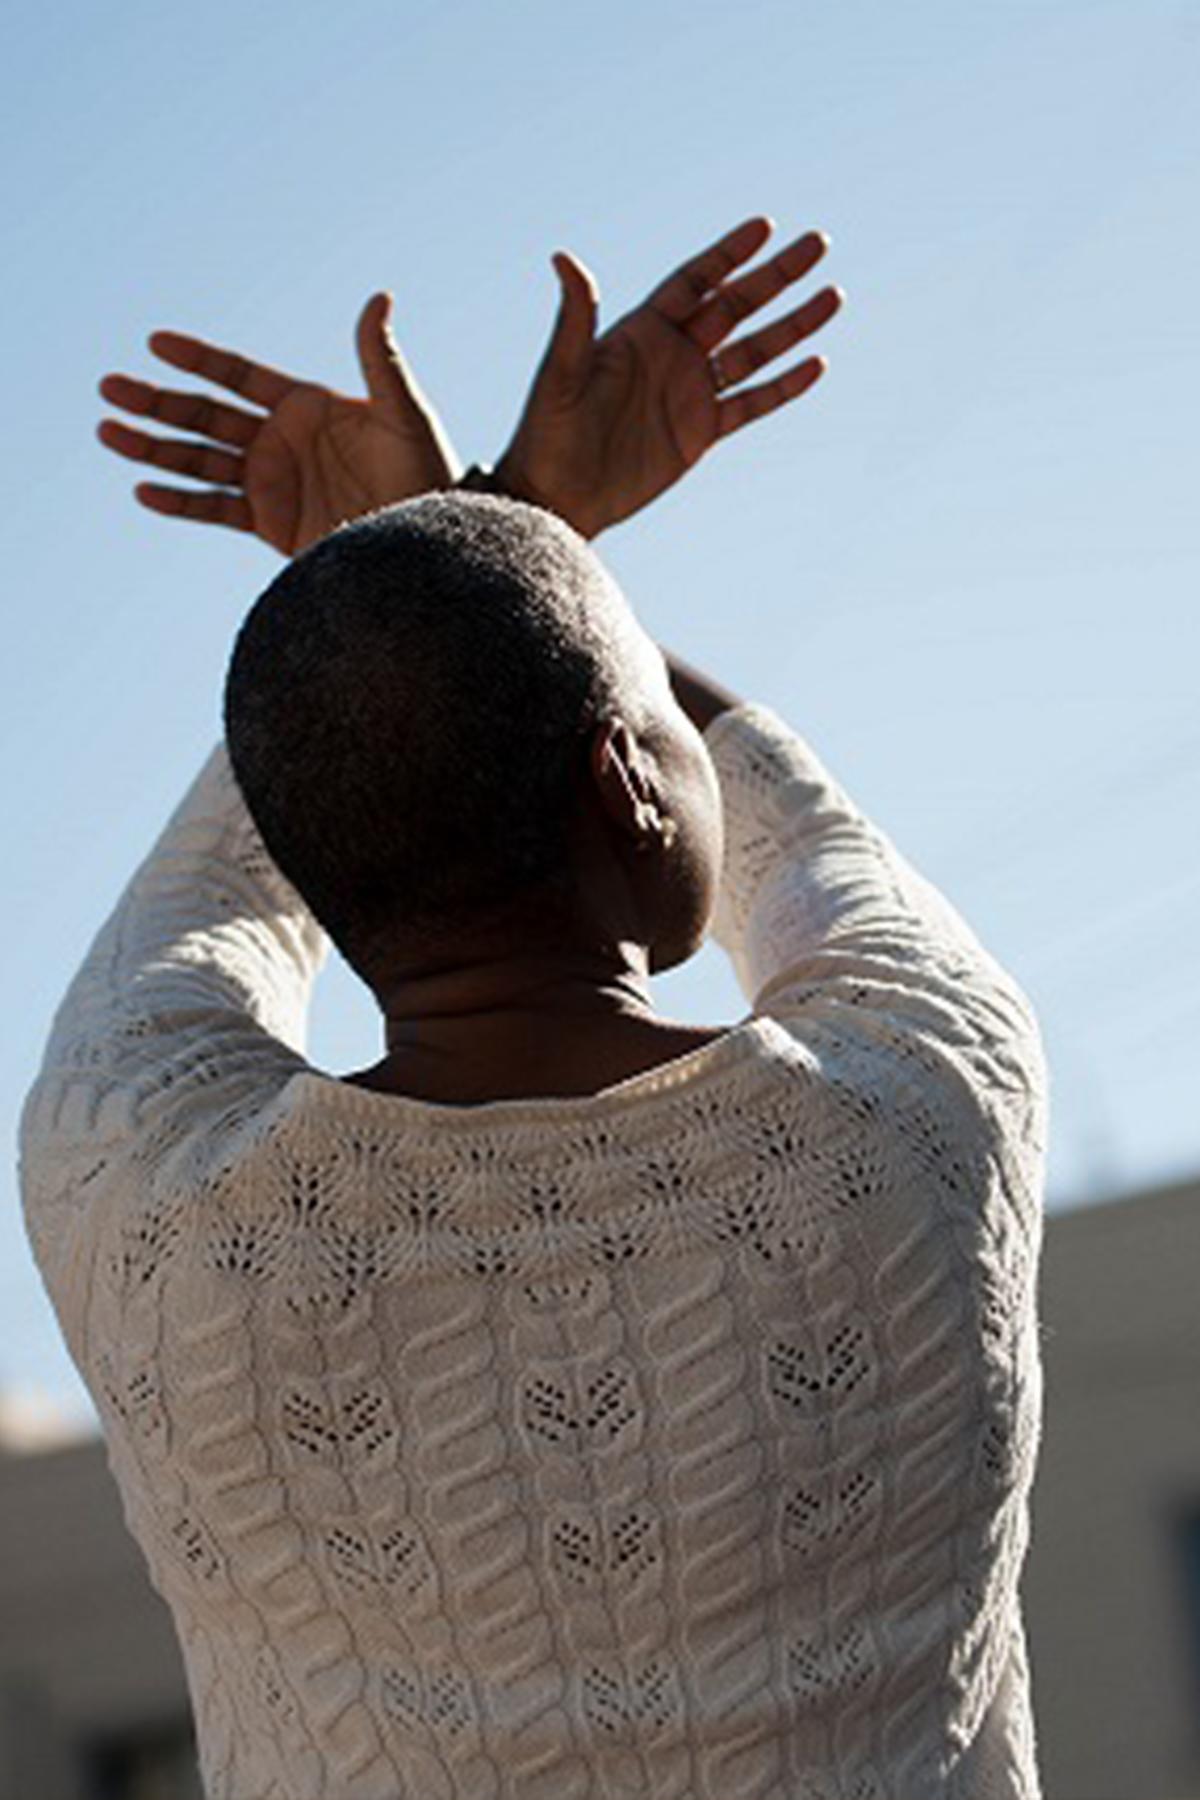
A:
20,703,1047,1799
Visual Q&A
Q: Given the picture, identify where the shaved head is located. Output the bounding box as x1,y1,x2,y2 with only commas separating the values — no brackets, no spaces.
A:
224,494,651,977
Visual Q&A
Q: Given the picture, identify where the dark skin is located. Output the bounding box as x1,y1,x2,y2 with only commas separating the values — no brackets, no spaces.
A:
361,642,738,1103
97,217,842,1103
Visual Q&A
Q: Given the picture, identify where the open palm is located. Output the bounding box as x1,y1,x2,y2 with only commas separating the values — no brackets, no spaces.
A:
97,295,459,556
497,219,843,539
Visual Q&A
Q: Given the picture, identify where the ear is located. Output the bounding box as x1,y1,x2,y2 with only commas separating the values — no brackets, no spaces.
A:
587,718,662,847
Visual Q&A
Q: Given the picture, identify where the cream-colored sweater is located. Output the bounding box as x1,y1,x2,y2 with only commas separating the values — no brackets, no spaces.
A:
20,703,1047,1800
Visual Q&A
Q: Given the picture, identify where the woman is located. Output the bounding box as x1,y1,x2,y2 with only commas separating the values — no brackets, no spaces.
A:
21,218,1046,1797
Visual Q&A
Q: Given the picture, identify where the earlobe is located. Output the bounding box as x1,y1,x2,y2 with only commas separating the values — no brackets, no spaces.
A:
632,805,679,853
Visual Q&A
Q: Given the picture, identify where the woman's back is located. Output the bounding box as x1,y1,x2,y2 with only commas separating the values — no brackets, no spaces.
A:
21,703,1046,1797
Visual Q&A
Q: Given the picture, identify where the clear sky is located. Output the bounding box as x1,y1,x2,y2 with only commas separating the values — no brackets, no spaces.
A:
3,0,1197,1429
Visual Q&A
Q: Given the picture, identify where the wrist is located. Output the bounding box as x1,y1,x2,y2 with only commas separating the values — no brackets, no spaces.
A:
490,449,554,519
456,462,507,497
455,454,539,505
460,452,606,542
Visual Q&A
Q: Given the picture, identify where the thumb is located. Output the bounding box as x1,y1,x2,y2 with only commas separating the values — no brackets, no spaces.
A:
540,250,599,391
356,291,427,420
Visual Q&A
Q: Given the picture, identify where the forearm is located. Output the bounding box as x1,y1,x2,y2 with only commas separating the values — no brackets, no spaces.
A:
662,648,743,733
704,704,1044,1089
35,747,326,1093
20,747,328,1343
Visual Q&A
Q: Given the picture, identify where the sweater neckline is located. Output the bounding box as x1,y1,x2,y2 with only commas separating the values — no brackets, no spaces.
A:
288,1013,787,1128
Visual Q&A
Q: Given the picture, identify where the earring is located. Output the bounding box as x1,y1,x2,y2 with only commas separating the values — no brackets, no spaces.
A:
635,806,678,852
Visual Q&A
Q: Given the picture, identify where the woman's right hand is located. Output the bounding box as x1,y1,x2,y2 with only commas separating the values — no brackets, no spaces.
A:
97,295,462,556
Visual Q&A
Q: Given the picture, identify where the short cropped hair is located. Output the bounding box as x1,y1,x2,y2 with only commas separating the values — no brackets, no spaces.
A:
223,494,634,975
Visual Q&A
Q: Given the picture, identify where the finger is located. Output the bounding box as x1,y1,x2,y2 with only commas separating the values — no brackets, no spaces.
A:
712,285,843,389
356,291,426,419
688,229,832,353
541,251,599,389
98,373,261,449
133,482,254,533
644,216,774,325
146,330,296,409
716,355,828,439
97,418,245,487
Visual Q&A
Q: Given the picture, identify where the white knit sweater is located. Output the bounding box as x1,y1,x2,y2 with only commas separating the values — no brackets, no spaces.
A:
20,703,1047,1800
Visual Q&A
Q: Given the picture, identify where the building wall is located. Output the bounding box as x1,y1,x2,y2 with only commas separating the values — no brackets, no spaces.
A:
1023,1174,1200,1800
0,1437,197,1800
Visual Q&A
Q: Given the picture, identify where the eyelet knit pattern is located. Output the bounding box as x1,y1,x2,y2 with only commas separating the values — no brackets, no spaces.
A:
20,703,1047,1799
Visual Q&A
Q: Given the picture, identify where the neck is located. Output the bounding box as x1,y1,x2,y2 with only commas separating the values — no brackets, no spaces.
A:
376,941,657,1057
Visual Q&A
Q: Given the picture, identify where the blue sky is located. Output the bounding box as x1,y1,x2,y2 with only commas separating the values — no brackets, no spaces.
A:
3,0,1198,1427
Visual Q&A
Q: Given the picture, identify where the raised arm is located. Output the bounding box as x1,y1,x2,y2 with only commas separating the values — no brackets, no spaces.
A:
19,744,327,1313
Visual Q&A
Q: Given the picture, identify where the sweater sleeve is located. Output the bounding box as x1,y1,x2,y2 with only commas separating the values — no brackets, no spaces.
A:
702,702,1047,1154
19,745,328,1299
701,704,1048,1774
